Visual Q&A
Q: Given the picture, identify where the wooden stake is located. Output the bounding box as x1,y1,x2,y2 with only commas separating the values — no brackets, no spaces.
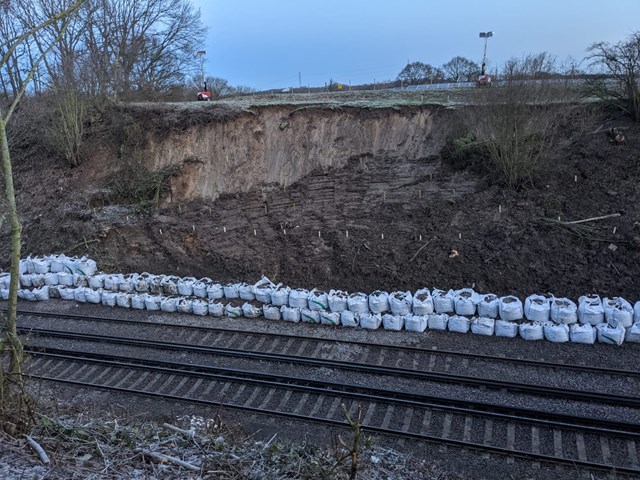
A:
223,226,226,233
159,229,163,235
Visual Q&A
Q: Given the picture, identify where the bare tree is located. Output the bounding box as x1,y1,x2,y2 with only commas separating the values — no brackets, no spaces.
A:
397,62,444,85
441,56,480,83
588,32,640,121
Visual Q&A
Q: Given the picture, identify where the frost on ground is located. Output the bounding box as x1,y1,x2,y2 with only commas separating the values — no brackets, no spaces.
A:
0,412,460,479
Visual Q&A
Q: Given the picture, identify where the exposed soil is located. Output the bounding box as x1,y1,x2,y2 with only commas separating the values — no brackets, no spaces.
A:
2,100,640,301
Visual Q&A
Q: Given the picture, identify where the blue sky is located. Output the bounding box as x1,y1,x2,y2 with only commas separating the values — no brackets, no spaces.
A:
191,0,640,90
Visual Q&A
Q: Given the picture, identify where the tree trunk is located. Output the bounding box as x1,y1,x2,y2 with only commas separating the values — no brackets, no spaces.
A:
0,118,24,382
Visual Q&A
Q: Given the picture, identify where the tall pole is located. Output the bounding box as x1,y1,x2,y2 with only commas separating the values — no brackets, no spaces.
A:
196,50,206,90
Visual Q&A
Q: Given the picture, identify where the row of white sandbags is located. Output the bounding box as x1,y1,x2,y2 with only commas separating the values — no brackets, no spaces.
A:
17,255,98,276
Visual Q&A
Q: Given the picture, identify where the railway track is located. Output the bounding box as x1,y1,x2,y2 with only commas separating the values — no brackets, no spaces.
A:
15,308,640,475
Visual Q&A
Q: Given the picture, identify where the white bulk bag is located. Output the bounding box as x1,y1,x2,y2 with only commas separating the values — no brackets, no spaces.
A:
432,289,455,314
340,311,359,328
48,285,60,299
634,301,640,324
449,315,471,333
242,303,261,318
270,286,290,307
578,295,605,325
1,288,9,301
24,255,35,274
131,294,147,310
144,295,162,311
405,314,428,333
75,257,97,276
550,298,578,324
19,289,35,301
101,291,117,307
49,254,66,273
118,274,137,292
177,298,193,314
625,324,640,343
58,286,76,301
412,289,434,316
32,256,50,274
499,296,523,321
19,274,32,287
225,303,242,318
289,288,309,308
148,276,164,295
495,320,519,337
382,313,404,331
88,274,105,289
369,291,389,314
524,295,550,322
74,274,89,288
43,273,59,286
347,292,369,313
18,258,29,275
33,286,50,301
263,305,282,321
30,274,45,288
239,283,255,301
328,290,349,313
427,314,448,331
73,287,87,303
389,291,413,316
103,274,123,291
301,308,320,324
471,317,495,336
281,306,301,323
0,273,8,289
135,273,152,293
544,323,570,343
596,323,625,346
193,278,211,298
320,311,341,326
519,322,544,341
116,293,132,308
85,288,102,304
454,289,476,316
161,276,180,296
206,283,224,300
177,277,196,296
192,299,208,316
223,283,240,299
603,297,634,328
160,296,178,313
360,313,382,330
57,272,74,286
253,276,275,303
308,289,329,311
569,323,597,345
208,301,224,317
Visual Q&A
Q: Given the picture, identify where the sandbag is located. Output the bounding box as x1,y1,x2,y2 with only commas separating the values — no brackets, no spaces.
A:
405,314,428,333
148,276,164,295
242,303,262,318
603,297,634,328
118,274,137,293
347,292,369,313
270,286,290,306
19,274,32,287
75,256,97,276
58,286,76,301
1,288,10,300
19,258,30,275
85,288,101,304
635,301,640,324
161,276,180,296
131,294,147,310
0,273,9,289
340,311,359,328
104,274,124,291
57,272,74,286
223,283,240,299
389,291,412,316
48,285,60,299
328,290,349,313
253,276,275,303
177,277,196,297
144,295,162,311
177,298,193,314
208,301,224,317
369,290,389,314
448,315,471,333
30,274,45,288
73,287,87,303
569,323,597,345
88,274,105,289
193,278,211,298
625,324,640,343
550,298,578,325
544,323,570,343
432,289,454,314
281,306,301,323
19,289,36,301
308,289,329,311
519,322,544,341
263,305,282,321
596,323,625,346
454,289,476,316
43,273,59,286
301,308,320,324
495,320,519,338
116,293,132,308
524,295,550,322
135,273,153,293
412,289,434,315
206,283,224,300
192,299,208,316
320,311,341,326
49,254,66,273
32,256,50,274
471,317,495,336
382,313,404,331
33,286,49,301
427,314,448,331
160,296,178,313
225,303,242,318
578,295,605,326
101,291,117,307
289,288,309,308
498,296,523,321
360,313,382,330
24,256,35,274
239,283,256,301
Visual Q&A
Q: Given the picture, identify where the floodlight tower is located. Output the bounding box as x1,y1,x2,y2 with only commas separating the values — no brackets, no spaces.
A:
479,31,493,75
196,50,206,89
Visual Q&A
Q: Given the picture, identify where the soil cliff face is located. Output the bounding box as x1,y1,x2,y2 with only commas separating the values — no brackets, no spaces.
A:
138,106,445,202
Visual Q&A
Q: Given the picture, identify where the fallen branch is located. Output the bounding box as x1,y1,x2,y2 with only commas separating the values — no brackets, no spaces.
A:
162,423,194,437
409,237,436,263
137,449,200,471
541,213,621,226
24,435,50,464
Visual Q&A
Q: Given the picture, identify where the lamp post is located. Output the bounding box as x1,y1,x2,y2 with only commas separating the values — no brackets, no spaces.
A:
196,50,206,90
479,31,493,75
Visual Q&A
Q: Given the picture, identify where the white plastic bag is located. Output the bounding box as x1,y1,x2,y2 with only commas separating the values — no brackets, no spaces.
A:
471,317,495,336
131,294,147,310
19,274,32,287
519,322,544,341
208,301,224,317
550,298,578,325
225,303,242,318
405,314,428,333
543,323,569,343
454,289,476,316
85,288,101,304
281,306,301,323
625,324,640,343
119,274,137,293
58,286,76,301
160,296,178,313
495,320,519,337
603,297,634,328
360,313,382,330
33,286,49,301
382,313,404,331
177,277,196,296
448,315,471,333
49,254,66,273
301,308,320,324
223,283,240,299
270,286,290,306
101,291,117,307
499,296,523,321
289,288,309,308
340,311,359,328
432,289,454,314
412,289,434,315
144,295,162,311
73,287,87,303
116,293,131,308
192,299,208,316
308,289,329,311
239,283,256,301
635,301,640,324
389,291,413,316
177,298,193,314
161,276,180,296
193,278,211,298
328,290,349,313
75,257,97,276
578,295,605,325
320,311,341,326
253,276,275,303
524,295,550,322
88,274,105,289
207,283,224,300
104,274,124,291
427,314,448,331
32,256,50,274
263,305,282,321
369,291,389,314
242,303,262,318
57,272,74,286
347,292,369,313
596,323,625,346
43,273,59,286
19,289,35,301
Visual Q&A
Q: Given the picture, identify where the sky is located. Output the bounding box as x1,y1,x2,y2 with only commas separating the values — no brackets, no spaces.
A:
190,0,640,90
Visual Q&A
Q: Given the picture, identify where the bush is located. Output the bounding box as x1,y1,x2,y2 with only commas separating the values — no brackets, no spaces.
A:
107,159,178,209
